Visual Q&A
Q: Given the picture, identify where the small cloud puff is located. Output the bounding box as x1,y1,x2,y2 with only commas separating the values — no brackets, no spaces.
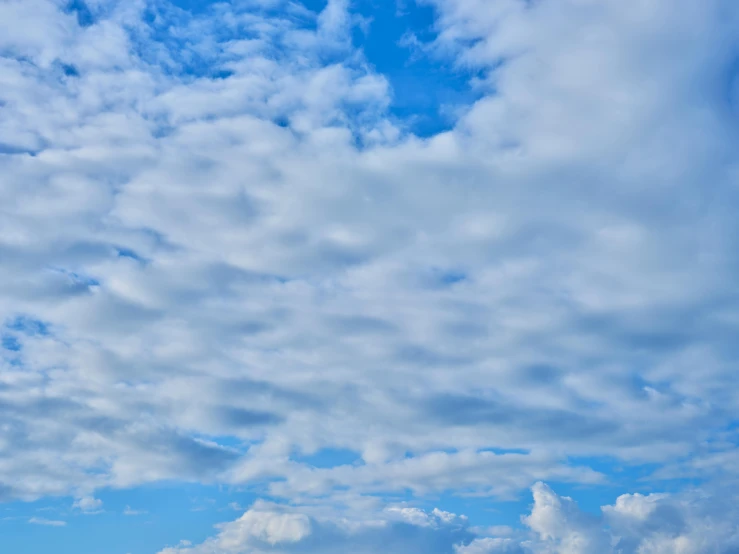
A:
73,496,103,513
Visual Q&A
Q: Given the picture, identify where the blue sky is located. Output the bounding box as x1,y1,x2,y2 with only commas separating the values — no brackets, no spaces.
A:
2,0,739,553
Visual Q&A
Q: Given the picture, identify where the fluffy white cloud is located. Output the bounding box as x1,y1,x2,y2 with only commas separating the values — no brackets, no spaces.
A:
160,482,739,553
73,495,103,512
0,1,738,547
159,498,473,554
213,508,312,547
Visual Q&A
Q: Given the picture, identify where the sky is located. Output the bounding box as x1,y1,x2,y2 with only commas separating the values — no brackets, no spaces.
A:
1,0,739,552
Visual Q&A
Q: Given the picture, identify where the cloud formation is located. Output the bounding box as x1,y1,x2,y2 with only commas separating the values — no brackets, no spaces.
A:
161,482,739,553
28,517,67,527
73,495,103,513
1,0,739,551
159,498,474,554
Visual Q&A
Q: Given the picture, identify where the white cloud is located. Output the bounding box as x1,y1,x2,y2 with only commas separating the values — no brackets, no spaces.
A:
123,505,146,516
159,498,473,554
29,516,67,527
73,495,103,513
456,538,526,554
218,509,312,547
159,482,739,553
0,2,738,550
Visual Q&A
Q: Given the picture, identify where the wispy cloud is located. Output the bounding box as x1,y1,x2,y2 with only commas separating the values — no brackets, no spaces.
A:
28,517,67,527
123,506,147,516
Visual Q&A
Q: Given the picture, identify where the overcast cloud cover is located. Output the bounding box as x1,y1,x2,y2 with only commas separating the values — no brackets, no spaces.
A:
1,0,739,552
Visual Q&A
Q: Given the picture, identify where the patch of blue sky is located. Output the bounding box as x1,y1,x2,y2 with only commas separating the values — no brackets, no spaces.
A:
292,447,363,468
723,420,739,434
7,316,50,337
432,268,468,286
0,143,39,156
157,0,481,136
194,434,251,454
47,267,101,288
554,456,706,515
60,64,79,77
167,0,223,15
417,491,533,529
65,0,95,28
298,0,483,135
0,483,257,554
720,56,739,114
349,0,484,136
1,335,21,352
115,247,149,264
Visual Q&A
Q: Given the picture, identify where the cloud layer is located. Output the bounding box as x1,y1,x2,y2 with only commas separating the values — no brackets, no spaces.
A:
1,0,739,551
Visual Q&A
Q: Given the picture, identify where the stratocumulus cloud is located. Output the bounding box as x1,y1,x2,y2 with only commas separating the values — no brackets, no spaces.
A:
1,0,739,552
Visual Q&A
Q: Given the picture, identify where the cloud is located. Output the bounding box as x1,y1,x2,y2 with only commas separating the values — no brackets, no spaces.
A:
456,538,526,554
0,2,738,550
28,517,67,527
158,499,473,554
123,505,146,516
160,482,739,553
73,496,103,513
523,482,739,554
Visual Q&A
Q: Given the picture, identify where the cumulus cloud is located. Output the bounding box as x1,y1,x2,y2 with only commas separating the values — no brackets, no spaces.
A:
73,495,103,513
525,482,739,554
161,482,739,554
0,2,738,550
159,499,473,554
